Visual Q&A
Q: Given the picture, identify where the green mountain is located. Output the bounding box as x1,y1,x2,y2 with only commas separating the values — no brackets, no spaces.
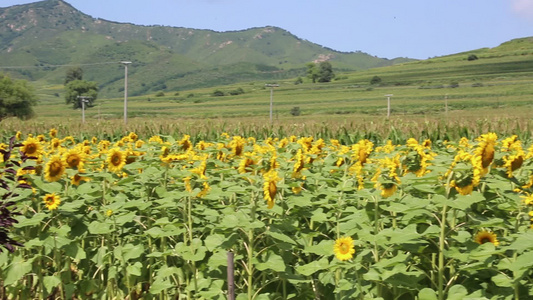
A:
0,0,412,97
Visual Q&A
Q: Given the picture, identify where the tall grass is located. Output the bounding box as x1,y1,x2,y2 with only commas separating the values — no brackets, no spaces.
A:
2,113,532,144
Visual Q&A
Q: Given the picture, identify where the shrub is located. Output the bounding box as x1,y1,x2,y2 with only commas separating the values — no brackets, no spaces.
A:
212,90,225,97
290,106,301,116
155,91,165,97
467,54,479,61
370,75,382,85
229,88,245,96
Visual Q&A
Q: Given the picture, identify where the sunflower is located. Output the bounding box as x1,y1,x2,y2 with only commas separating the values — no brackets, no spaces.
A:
49,128,58,138
238,156,255,174
107,148,126,173
229,136,246,156
263,170,281,209
334,236,355,261
352,139,374,165
474,230,499,246
21,137,42,158
380,182,398,198
183,176,193,193
179,135,192,151
44,155,66,182
43,193,61,211
49,138,62,151
63,148,85,170
475,133,497,172
451,174,475,196
292,149,305,178
71,173,90,186
128,132,138,142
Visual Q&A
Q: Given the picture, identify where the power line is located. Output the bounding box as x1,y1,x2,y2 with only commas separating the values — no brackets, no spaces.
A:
0,61,123,69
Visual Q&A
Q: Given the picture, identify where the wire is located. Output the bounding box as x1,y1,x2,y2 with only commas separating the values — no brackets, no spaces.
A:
0,61,123,69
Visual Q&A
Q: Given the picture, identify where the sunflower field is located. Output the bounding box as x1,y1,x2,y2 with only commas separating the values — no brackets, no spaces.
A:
2,129,533,300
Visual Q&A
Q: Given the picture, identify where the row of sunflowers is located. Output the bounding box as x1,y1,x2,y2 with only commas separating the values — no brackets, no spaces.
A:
1,130,533,299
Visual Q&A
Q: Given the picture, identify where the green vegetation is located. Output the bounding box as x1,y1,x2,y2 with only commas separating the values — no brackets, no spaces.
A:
0,75,36,121
0,0,409,99
64,80,98,109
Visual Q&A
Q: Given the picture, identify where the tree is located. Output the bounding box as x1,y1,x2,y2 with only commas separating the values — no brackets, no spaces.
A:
306,62,319,83
65,80,98,109
0,74,37,122
317,61,335,82
64,66,83,85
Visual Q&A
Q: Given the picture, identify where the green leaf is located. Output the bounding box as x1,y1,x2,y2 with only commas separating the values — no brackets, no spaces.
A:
87,221,113,234
123,244,145,261
418,288,438,300
508,231,533,253
447,284,468,300
4,257,33,285
149,278,173,294
114,212,137,226
126,262,143,277
267,231,297,245
43,275,62,294
204,234,225,252
295,257,329,276
32,178,62,193
492,273,513,287
122,200,151,211
449,192,485,210
14,213,47,228
303,240,333,256
64,243,87,260
256,252,286,272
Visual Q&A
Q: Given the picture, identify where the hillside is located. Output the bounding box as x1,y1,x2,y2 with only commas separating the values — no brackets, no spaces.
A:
0,0,411,98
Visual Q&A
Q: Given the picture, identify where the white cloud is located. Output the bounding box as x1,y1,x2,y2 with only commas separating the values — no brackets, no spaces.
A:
511,0,533,21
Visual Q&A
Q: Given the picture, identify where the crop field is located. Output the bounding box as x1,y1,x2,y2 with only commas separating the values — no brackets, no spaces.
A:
23,50,532,122
0,37,532,299
2,130,533,299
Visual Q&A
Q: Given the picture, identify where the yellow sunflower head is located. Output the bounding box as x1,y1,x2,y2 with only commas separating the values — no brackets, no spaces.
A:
179,135,192,151
229,136,246,157
475,132,497,170
238,156,255,174
380,182,398,198
63,148,85,169
128,132,138,142
49,128,58,138
71,173,90,186
263,170,281,209
107,148,126,173
21,137,43,158
474,230,499,246
43,193,61,211
44,155,66,182
334,236,355,261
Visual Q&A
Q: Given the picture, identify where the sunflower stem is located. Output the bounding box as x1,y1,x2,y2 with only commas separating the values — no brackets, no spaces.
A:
438,203,447,300
247,192,257,300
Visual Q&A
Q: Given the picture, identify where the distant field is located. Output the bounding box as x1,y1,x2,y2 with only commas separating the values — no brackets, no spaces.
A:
3,42,531,142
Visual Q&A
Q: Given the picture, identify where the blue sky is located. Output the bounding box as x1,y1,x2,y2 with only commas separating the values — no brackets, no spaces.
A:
2,0,533,59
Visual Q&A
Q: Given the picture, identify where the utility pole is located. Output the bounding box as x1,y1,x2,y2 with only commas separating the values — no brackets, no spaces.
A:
77,96,92,124
121,61,132,125
265,84,279,124
385,94,393,118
